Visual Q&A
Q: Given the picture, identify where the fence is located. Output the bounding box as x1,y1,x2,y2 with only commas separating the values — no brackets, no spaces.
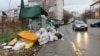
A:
0,16,29,34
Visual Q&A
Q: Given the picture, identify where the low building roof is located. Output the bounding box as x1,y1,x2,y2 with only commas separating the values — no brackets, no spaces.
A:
20,5,48,19
90,0,100,6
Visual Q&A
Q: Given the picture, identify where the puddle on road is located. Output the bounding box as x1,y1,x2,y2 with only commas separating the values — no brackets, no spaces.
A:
72,42,83,56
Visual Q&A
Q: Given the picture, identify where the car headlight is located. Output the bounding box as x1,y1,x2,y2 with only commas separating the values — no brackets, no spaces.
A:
76,25,80,27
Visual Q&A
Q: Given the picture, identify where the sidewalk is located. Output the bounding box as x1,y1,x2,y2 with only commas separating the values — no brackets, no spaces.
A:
37,26,76,56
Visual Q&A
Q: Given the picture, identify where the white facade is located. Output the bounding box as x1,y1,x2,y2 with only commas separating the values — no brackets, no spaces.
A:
47,0,63,20
91,2,100,12
28,0,43,7
47,0,64,20
28,1,39,7
56,0,63,20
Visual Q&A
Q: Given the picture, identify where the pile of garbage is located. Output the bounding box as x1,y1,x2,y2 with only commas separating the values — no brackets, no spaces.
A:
36,27,63,45
0,20,63,56
1,30,39,50
1,27,63,51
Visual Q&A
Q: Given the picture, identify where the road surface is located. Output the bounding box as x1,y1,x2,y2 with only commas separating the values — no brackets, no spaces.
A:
38,19,100,56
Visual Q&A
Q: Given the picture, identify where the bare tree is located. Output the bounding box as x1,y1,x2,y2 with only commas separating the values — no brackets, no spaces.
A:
82,10,94,19
63,10,73,24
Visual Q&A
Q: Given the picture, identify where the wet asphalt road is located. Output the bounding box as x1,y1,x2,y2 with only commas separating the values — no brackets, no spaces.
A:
38,19,100,56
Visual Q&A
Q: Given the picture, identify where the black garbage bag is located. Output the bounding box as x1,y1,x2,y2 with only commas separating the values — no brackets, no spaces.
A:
54,23,59,28
55,33,62,39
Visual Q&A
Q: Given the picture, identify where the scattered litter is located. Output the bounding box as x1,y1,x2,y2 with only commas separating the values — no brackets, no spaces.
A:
0,23,63,54
38,28,47,34
37,28,50,45
48,32,55,41
3,46,13,49
12,41,26,50
39,39,48,45
38,34,49,45
1,43,7,46
8,38,18,46
35,32,41,36
55,33,62,39
25,42,34,49
54,36,58,41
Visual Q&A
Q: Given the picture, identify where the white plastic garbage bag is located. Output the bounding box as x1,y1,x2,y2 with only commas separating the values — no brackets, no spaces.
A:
48,31,59,41
54,36,58,41
38,37,48,45
35,32,41,36
38,32,49,45
3,46,13,49
12,41,26,50
48,32,55,41
38,28,47,34
1,43,7,46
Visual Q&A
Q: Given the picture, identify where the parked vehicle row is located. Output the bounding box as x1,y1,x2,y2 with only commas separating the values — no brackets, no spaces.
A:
90,21,100,27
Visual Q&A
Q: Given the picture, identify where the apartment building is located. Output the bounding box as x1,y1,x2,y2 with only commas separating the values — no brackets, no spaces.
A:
45,0,64,20
5,8,20,21
90,0,100,19
5,4,30,21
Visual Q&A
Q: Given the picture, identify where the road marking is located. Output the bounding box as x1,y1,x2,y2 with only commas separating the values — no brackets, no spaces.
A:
71,42,83,56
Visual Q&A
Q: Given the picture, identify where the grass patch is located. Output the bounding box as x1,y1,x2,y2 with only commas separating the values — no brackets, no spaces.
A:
0,29,23,44
11,52,23,56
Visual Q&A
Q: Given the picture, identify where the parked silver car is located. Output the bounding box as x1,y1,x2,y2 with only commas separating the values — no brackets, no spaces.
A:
72,20,88,31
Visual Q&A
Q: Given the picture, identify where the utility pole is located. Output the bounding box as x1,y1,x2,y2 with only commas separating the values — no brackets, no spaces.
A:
99,2,100,19
43,0,46,10
8,0,11,10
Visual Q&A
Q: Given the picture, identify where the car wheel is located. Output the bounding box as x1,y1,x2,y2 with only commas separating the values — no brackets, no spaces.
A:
95,25,98,27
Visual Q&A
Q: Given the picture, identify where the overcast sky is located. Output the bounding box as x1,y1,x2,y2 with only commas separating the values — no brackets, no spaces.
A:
0,0,28,11
0,0,93,13
64,0,93,13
